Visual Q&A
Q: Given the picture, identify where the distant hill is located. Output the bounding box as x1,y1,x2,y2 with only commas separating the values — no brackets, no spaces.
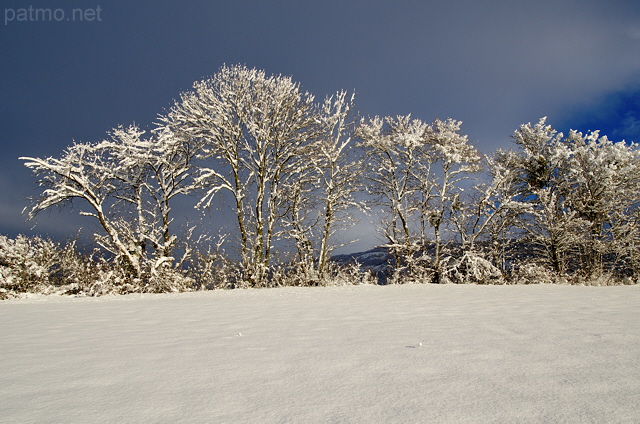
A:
331,246,394,274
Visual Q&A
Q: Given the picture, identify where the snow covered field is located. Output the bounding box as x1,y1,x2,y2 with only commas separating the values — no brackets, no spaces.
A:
1,284,639,423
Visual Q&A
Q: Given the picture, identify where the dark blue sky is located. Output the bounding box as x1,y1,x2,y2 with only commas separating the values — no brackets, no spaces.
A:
2,0,640,249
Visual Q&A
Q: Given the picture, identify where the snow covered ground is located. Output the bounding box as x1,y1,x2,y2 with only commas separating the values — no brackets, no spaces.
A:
1,284,639,423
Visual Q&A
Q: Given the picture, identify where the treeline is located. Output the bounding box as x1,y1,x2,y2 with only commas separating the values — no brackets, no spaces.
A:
2,64,639,298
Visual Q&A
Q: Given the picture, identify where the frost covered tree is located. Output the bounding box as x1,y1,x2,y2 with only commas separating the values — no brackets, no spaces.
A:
145,126,199,258
451,152,529,271
275,91,365,280
503,117,640,279
96,125,154,263
558,129,640,275
21,141,143,276
425,118,481,281
358,116,479,281
314,91,364,277
279,160,318,279
288,90,363,279
101,125,198,260
21,124,197,278
163,64,319,286
358,115,429,268
507,117,573,274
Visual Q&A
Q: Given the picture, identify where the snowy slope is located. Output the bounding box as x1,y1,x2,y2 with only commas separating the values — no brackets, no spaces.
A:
1,284,639,423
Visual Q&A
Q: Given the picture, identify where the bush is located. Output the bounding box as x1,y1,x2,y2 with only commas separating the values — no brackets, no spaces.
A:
2,233,636,300
145,256,196,293
0,235,121,298
186,248,242,289
511,261,564,285
440,251,504,285
567,271,636,286
280,261,377,287
1,235,63,298
0,234,199,299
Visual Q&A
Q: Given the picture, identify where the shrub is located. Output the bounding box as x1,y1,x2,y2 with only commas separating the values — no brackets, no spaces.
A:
440,251,504,284
0,234,198,298
511,261,563,285
0,235,62,298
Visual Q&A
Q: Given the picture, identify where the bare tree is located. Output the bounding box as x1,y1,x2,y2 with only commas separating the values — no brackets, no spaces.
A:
21,141,143,276
22,121,198,279
163,64,318,286
358,116,479,281
424,118,481,282
146,126,199,258
451,152,529,271
310,90,363,278
278,90,364,281
358,115,428,268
